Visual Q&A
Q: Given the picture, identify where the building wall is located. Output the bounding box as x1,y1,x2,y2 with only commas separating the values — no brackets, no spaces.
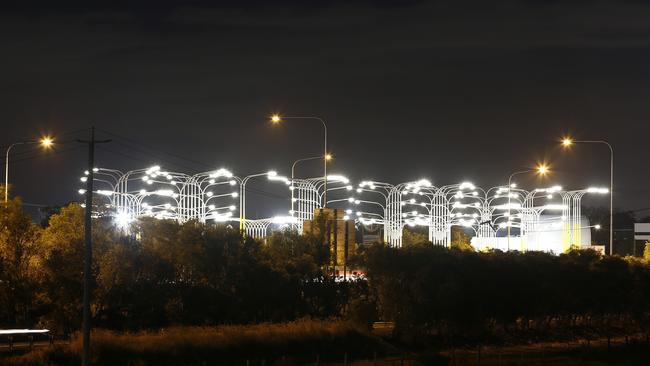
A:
471,215,592,254
303,208,356,276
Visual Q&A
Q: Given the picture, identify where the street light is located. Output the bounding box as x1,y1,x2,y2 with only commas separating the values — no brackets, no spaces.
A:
41,137,53,148
270,114,329,207
4,136,54,202
239,170,290,231
291,155,331,217
506,164,549,250
561,137,614,255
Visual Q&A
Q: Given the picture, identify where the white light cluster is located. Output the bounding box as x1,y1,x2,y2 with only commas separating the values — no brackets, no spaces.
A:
209,168,234,178
80,166,609,249
535,185,563,193
327,174,350,184
586,187,609,194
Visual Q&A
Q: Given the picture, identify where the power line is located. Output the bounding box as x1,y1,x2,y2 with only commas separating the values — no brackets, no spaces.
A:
0,128,91,154
106,139,207,172
1,127,89,145
96,145,193,173
9,145,85,165
2,127,91,163
96,128,212,170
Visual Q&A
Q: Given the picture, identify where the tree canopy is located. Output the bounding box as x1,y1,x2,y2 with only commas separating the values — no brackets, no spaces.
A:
2,200,650,346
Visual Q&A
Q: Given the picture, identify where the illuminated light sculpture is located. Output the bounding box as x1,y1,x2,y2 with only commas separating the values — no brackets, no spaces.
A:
506,165,550,249
243,216,299,239
290,155,327,229
354,180,393,242
81,166,236,224
244,218,272,238
79,165,609,254
519,187,569,252
189,168,239,223
560,187,609,250
290,174,351,231
386,181,489,247
386,179,438,247
237,170,290,231
561,137,614,255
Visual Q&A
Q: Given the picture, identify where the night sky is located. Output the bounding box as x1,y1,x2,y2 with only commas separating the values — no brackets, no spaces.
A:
2,0,649,219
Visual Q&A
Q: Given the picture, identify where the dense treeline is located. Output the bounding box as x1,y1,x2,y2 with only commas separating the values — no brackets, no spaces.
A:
361,243,650,343
3,198,650,345
0,199,363,333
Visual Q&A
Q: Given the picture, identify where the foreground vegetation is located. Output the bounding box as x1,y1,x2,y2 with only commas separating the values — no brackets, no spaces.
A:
1,199,364,333
362,243,650,345
4,197,650,364
2,320,393,365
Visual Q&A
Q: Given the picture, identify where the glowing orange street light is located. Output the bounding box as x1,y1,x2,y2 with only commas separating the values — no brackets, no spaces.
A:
4,135,54,202
506,163,551,250
40,136,54,148
559,135,614,254
537,164,549,175
269,114,329,207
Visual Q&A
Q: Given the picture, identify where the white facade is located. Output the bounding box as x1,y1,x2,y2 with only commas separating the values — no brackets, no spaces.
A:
471,215,592,254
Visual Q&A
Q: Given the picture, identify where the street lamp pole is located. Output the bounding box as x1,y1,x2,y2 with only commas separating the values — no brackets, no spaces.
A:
271,115,329,207
77,127,110,366
506,165,549,251
4,137,53,202
562,138,614,255
239,171,290,232
291,155,331,215
239,173,268,232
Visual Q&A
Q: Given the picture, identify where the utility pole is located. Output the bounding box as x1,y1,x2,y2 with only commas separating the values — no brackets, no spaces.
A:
78,127,110,366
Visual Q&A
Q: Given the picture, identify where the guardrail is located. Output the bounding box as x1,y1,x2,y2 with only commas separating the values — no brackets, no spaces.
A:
0,329,52,352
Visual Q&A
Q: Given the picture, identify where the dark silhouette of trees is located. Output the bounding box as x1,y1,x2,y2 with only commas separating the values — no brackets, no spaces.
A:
3,201,650,347
0,197,42,327
0,203,359,332
360,243,650,344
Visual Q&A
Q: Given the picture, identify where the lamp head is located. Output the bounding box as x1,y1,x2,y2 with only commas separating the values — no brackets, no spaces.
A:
325,154,332,161
40,136,54,148
271,114,281,124
561,137,573,147
536,164,549,175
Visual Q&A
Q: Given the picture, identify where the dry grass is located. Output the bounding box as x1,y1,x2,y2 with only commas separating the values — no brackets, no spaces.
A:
3,319,392,366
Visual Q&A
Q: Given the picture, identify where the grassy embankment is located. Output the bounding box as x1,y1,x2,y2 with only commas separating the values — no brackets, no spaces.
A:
2,319,393,366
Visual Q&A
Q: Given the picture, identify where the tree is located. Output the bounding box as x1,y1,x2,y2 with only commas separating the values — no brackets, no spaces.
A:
37,203,115,333
450,226,474,251
402,227,430,247
0,197,42,327
644,241,650,261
